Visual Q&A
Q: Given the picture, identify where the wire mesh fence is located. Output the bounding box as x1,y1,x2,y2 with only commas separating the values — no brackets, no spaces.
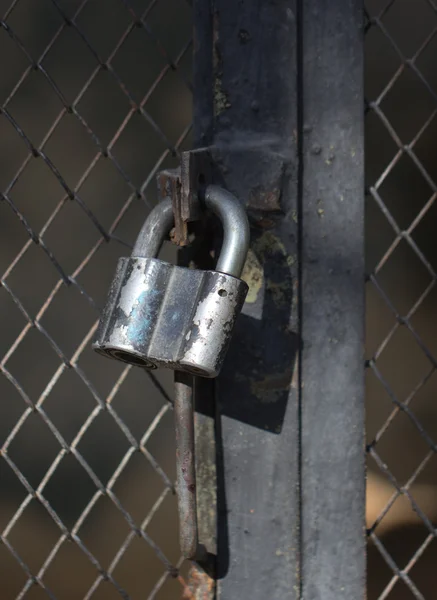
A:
365,0,437,598
0,1,193,598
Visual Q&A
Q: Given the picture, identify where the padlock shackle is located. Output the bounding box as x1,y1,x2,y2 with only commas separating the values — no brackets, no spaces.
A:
131,185,249,278
132,197,174,258
204,185,250,278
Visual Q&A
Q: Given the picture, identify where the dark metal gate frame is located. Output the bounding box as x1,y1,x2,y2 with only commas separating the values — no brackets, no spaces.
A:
191,1,365,598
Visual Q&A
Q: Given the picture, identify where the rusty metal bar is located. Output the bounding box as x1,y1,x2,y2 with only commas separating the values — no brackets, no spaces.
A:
159,149,213,247
174,371,207,562
174,372,198,558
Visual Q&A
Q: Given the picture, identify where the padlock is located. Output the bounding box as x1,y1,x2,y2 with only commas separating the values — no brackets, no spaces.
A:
93,185,250,377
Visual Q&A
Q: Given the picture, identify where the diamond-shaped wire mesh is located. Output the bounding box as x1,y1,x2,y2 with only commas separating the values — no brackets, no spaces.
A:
366,1,437,598
0,1,193,598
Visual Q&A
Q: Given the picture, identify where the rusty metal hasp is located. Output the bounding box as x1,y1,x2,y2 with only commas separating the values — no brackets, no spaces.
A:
93,152,250,569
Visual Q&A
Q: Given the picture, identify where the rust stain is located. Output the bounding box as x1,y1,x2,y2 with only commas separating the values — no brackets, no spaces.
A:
248,185,282,212
181,564,215,600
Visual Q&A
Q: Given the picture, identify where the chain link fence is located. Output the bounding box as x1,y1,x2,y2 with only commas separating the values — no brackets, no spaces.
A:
366,0,437,598
0,1,193,598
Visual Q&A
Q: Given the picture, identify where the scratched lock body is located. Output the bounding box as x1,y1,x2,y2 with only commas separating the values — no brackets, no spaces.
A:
93,185,250,378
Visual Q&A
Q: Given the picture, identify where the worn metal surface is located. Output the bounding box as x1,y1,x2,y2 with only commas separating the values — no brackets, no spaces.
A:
157,168,185,245
194,0,301,597
94,256,248,377
158,149,213,246
174,372,207,561
133,196,175,258
180,149,213,226
300,1,365,599
94,186,249,377
181,563,215,600
203,186,250,277
194,1,366,598
193,377,217,560
176,211,218,598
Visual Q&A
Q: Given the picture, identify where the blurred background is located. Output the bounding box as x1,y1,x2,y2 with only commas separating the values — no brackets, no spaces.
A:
0,0,436,598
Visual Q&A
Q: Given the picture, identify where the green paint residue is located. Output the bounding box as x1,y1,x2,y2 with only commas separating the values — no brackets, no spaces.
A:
214,75,231,115
241,233,296,306
241,249,263,304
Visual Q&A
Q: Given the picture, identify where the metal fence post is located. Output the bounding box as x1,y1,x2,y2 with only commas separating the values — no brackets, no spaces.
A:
300,1,365,599
194,1,300,598
193,1,365,599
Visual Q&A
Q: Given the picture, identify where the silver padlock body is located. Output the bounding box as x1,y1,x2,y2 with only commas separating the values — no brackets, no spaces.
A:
93,257,248,378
